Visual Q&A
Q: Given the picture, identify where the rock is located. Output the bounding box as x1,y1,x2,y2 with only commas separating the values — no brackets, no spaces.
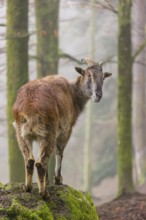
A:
0,183,98,220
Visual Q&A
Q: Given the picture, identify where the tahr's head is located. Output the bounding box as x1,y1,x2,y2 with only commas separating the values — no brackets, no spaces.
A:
75,58,112,102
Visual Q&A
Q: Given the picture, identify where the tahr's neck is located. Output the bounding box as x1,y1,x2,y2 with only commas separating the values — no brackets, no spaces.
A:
70,76,90,115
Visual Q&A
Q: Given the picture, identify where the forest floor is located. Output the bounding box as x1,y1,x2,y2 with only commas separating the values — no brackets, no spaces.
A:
96,192,146,220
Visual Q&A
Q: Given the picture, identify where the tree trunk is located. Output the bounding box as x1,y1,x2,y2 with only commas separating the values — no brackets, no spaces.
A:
35,0,60,184
35,0,59,78
132,0,146,184
83,0,96,194
117,0,135,195
7,0,29,181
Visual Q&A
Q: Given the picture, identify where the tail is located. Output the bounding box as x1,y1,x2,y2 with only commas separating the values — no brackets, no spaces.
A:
26,117,37,133
18,114,37,133
13,113,43,137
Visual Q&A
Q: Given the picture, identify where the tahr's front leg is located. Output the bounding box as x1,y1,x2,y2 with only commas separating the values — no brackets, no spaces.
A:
54,148,63,185
55,129,72,185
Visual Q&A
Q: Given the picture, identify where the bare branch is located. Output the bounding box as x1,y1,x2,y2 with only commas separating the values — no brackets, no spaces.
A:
65,0,118,13
132,40,146,62
95,0,118,14
29,52,82,64
101,54,116,64
0,23,6,26
29,55,41,62
104,0,118,13
59,53,81,64
135,60,146,66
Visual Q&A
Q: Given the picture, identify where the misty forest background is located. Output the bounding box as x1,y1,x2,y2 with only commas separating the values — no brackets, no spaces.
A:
0,0,146,204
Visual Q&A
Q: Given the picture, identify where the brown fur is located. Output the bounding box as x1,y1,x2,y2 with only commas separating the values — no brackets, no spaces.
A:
13,75,89,198
13,66,112,199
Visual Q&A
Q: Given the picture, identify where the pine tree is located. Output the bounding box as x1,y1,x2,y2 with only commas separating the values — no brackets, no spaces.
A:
83,0,96,194
7,0,29,181
117,0,135,195
35,0,59,77
35,0,60,184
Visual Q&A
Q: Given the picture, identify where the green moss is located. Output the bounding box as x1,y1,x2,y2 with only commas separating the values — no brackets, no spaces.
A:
0,217,9,220
0,184,98,220
4,183,22,191
56,216,67,220
0,199,53,220
0,183,4,189
34,202,54,220
58,186,98,220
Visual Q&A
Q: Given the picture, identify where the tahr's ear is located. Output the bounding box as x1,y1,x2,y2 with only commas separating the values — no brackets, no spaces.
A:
104,72,112,79
75,67,85,76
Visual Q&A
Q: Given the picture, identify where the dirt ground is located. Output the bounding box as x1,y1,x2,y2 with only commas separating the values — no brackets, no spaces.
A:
96,193,146,220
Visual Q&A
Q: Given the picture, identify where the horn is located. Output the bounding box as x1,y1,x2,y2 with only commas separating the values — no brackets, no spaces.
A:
81,57,98,66
98,61,103,67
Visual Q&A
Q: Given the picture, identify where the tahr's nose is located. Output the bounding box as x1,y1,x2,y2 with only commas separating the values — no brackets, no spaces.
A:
95,92,102,98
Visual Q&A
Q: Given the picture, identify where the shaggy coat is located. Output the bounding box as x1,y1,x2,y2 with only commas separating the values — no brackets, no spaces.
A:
13,62,112,199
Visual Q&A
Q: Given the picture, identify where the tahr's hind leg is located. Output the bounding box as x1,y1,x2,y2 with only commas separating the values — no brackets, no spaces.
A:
35,136,55,199
24,157,35,192
15,126,35,192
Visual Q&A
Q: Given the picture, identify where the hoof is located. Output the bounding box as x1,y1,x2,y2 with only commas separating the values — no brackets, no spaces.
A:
40,191,50,201
35,162,42,169
23,184,32,193
35,162,44,170
54,176,63,185
35,162,45,176
27,159,35,169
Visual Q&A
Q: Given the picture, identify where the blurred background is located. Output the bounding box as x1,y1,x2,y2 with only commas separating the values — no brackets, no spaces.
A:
0,0,146,205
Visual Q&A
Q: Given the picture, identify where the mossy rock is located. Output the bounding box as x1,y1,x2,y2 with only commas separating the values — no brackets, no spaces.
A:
0,183,98,220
